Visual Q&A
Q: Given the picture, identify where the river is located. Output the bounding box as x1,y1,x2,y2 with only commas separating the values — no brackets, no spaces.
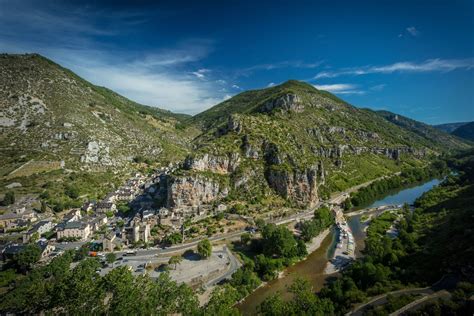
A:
237,178,441,315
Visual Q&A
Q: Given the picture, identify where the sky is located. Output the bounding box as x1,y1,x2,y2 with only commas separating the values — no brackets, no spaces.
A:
1,0,473,123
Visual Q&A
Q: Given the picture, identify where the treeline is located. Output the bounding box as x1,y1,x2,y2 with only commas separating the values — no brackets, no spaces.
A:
259,153,474,315
0,207,334,315
0,249,241,315
347,160,448,209
297,206,332,242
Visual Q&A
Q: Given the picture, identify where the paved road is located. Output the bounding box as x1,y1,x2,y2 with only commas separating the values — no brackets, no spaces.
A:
347,275,459,316
56,173,396,257
204,245,242,287
347,287,434,316
389,290,451,316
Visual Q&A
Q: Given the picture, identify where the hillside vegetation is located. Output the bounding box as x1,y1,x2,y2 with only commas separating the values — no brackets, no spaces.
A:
0,54,196,208
178,80,469,211
0,55,470,213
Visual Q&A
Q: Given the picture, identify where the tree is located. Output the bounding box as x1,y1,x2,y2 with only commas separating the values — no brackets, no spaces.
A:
30,232,40,243
40,200,48,213
3,191,15,205
258,294,290,315
168,255,182,269
14,243,42,271
255,218,266,230
163,232,183,245
300,220,318,242
117,203,131,214
197,239,212,259
64,185,79,199
74,245,89,261
106,253,117,265
204,284,240,315
240,232,251,245
261,224,298,258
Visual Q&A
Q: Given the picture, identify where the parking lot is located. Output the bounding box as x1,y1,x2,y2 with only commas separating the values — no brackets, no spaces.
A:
96,244,240,287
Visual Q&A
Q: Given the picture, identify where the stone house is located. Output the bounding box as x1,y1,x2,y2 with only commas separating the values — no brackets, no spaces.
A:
56,221,91,241
96,202,117,213
23,220,54,243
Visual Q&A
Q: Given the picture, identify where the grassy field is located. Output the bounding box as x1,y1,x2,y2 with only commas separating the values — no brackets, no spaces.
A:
6,160,63,179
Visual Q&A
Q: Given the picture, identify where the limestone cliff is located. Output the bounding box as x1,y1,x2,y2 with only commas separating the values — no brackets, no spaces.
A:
265,165,319,207
166,174,228,210
183,153,240,174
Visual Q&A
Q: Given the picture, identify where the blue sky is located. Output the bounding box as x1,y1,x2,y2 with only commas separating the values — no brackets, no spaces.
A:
1,0,473,123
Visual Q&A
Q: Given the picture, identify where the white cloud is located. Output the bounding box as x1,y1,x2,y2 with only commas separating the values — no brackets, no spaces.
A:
0,2,229,114
406,26,420,37
191,68,210,79
235,60,323,77
232,84,241,90
315,58,474,79
370,84,386,91
267,82,276,87
313,83,365,95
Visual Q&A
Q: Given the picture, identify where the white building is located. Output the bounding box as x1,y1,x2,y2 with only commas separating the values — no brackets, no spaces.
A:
56,222,91,241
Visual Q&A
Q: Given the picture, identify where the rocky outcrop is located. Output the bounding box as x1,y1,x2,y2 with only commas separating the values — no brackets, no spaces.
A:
227,115,243,133
311,145,426,160
80,141,111,165
265,165,319,207
263,142,283,165
261,94,304,113
242,135,259,159
166,175,228,210
183,153,240,174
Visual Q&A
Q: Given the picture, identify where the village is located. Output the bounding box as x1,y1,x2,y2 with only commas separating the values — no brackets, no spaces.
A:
0,164,251,287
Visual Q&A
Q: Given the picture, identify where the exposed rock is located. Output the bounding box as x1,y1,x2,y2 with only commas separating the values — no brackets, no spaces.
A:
328,126,346,134
80,141,111,165
242,135,259,159
318,161,325,184
313,145,426,160
261,94,304,113
184,153,240,174
227,114,243,133
166,175,228,210
263,142,283,165
265,165,319,207
5,182,22,189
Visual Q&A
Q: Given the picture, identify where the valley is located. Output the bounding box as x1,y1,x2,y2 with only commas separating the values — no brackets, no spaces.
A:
0,54,473,315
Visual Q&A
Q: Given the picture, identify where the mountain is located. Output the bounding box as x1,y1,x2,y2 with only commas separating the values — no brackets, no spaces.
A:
1,55,470,213
452,121,474,141
165,80,469,212
434,121,470,133
375,110,466,150
0,54,194,207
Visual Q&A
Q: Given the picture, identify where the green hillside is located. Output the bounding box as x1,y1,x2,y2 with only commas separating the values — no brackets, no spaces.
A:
452,121,474,141
179,80,469,210
0,54,195,208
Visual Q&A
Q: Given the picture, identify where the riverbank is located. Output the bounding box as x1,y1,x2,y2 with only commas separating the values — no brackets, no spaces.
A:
236,228,333,313
324,207,355,275
306,228,331,253
345,204,402,217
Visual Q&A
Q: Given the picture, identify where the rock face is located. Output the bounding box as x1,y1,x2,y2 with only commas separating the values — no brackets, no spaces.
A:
311,145,426,160
261,94,304,113
80,141,111,165
184,153,240,174
266,165,319,207
227,115,243,133
166,175,228,210
242,135,259,159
